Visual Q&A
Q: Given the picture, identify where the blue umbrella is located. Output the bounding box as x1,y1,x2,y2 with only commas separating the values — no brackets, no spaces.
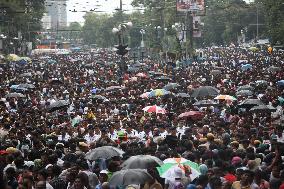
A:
47,59,57,64
91,88,97,94
241,64,252,71
277,80,284,86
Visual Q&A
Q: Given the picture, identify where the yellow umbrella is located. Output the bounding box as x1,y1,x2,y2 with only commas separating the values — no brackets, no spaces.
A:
214,95,237,101
248,47,259,52
6,54,20,61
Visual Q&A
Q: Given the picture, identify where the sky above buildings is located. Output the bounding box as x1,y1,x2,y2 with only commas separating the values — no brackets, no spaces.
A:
66,0,253,25
67,0,134,25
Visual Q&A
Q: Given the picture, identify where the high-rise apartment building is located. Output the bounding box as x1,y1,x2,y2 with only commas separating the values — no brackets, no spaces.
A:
43,0,67,30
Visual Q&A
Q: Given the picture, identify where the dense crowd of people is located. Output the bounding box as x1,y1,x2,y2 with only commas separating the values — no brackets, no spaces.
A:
0,46,284,189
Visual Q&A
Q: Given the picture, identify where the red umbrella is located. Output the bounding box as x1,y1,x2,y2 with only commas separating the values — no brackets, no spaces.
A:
178,111,204,120
143,105,167,114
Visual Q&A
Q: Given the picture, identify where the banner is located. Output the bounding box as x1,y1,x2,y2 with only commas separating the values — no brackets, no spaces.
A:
177,0,205,15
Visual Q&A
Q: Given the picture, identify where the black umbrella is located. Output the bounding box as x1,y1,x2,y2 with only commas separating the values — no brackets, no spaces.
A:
238,99,264,109
5,92,25,98
19,72,32,77
47,100,70,112
91,95,108,101
163,83,180,90
175,93,190,98
121,155,163,170
237,85,254,91
267,66,281,72
85,146,124,160
249,105,276,113
191,86,219,98
193,100,218,107
155,76,171,81
109,169,153,186
18,84,35,89
50,78,63,85
236,90,253,96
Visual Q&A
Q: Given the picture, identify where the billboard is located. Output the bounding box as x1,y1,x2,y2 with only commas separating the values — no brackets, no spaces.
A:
177,0,205,15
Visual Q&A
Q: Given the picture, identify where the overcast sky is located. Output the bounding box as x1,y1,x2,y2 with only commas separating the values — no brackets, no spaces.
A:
66,0,253,25
67,0,134,24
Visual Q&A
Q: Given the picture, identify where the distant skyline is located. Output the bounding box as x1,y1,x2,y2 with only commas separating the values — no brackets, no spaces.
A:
67,0,133,25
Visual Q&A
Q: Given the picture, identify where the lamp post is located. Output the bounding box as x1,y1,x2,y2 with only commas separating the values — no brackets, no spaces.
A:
172,22,186,59
112,21,132,75
140,29,145,63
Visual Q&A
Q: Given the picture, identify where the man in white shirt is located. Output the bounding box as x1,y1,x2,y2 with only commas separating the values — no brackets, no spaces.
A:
84,125,100,144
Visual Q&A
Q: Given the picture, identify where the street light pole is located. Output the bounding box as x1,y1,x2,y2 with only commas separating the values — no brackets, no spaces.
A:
112,22,132,75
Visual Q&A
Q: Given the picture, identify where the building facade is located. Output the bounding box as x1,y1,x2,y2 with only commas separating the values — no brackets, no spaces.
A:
43,0,67,30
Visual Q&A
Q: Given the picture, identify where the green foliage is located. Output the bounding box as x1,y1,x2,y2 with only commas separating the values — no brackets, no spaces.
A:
0,0,45,42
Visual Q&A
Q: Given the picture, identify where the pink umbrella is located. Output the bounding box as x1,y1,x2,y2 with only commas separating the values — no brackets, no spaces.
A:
140,92,150,98
136,73,148,78
143,105,166,114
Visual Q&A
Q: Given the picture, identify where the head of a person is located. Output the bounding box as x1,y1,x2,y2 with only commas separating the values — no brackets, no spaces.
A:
209,176,222,189
35,181,46,189
37,169,48,182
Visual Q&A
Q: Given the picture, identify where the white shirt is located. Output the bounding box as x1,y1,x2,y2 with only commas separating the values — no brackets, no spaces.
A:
84,133,100,144
160,131,168,138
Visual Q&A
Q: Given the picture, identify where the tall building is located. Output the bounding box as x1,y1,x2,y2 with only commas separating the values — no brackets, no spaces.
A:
44,0,67,30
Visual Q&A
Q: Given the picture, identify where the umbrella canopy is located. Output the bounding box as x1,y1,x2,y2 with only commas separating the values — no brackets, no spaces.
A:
255,80,268,86
91,95,108,101
249,105,276,113
178,111,204,120
236,90,253,96
109,169,153,186
148,89,170,97
211,70,222,75
47,100,70,112
238,99,264,109
136,72,147,78
193,100,218,107
18,84,35,89
143,105,166,114
175,93,190,98
105,86,124,92
214,95,237,101
237,85,254,91
47,59,57,64
163,83,180,91
154,76,171,81
5,92,25,98
19,72,33,77
140,92,150,98
85,146,124,160
248,46,259,52
191,86,219,98
50,78,63,85
267,66,281,72
241,64,252,71
121,155,163,169
277,80,284,87
157,158,200,181
6,54,20,61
